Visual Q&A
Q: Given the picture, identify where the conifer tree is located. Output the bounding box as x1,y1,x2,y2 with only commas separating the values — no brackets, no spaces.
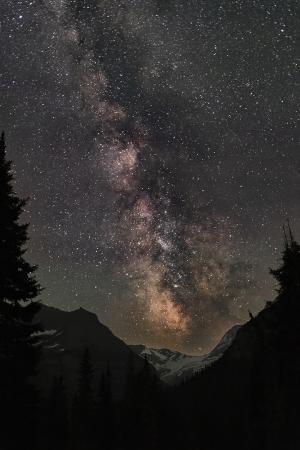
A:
121,352,138,450
46,375,69,450
78,347,94,409
125,350,135,395
0,131,42,449
73,348,95,449
96,363,114,450
270,223,300,300
137,357,160,450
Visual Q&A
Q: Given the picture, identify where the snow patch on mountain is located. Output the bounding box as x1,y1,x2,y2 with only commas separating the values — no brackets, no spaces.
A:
130,325,240,383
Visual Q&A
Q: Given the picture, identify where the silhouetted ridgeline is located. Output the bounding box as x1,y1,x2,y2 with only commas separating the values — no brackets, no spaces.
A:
165,294,300,450
165,229,300,450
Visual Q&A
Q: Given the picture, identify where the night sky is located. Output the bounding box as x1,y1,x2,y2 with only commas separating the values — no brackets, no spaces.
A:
0,0,299,353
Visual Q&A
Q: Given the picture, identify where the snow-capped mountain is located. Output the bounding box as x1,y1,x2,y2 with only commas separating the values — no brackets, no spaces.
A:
35,304,239,390
130,325,240,384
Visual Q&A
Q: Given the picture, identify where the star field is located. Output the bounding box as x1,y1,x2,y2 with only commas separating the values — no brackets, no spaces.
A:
0,0,299,353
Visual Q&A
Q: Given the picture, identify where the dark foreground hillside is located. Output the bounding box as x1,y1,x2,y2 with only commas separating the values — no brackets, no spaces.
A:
165,294,300,450
163,231,300,450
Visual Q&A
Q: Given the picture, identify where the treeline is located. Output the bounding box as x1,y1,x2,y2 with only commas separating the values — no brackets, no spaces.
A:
39,349,161,450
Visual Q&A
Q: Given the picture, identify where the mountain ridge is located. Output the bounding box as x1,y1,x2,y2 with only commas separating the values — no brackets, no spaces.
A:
167,293,300,449
35,304,241,387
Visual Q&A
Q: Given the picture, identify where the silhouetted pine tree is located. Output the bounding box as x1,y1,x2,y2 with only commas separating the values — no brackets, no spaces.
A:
72,348,95,449
0,131,42,450
270,223,300,300
125,350,136,394
136,357,160,450
96,364,114,450
45,375,69,450
120,351,137,450
121,356,160,450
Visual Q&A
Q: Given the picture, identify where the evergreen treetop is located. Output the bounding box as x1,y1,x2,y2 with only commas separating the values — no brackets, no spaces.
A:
0,131,41,305
0,131,42,450
270,222,300,300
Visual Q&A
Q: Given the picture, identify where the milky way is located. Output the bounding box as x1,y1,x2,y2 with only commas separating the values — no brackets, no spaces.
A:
0,0,299,353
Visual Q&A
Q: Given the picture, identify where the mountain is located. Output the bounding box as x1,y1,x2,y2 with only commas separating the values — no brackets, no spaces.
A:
35,304,239,392
34,304,146,399
130,325,240,383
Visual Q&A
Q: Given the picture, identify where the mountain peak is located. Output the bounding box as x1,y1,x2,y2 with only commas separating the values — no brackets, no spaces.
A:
71,306,99,320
